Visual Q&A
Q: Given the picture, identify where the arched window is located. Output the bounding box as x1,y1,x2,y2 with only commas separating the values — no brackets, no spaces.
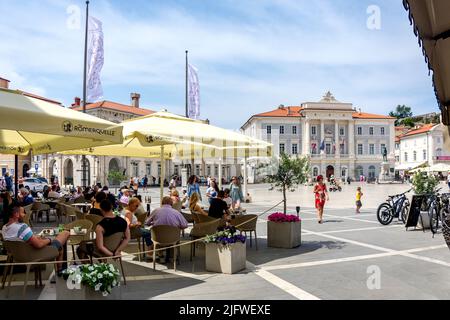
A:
355,166,364,178
436,148,443,157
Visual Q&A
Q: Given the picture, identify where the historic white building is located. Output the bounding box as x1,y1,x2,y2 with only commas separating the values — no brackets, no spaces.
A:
397,123,450,171
241,92,396,181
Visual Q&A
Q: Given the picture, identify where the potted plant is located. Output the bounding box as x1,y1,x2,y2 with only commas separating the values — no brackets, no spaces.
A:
56,263,121,300
204,226,247,274
267,212,302,248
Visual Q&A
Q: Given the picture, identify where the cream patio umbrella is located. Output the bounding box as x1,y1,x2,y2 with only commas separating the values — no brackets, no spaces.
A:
0,88,123,195
428,163,450,172
60,110,272,201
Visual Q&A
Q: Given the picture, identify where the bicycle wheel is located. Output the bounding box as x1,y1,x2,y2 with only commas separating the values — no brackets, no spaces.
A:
400,204,409,224
377,203,394,225
429,205,439,234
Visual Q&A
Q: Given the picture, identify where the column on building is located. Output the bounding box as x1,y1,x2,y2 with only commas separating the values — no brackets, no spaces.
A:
348,120,355,157
303,119,310,155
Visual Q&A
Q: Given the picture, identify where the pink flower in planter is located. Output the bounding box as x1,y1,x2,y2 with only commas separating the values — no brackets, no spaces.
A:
268,212,301,223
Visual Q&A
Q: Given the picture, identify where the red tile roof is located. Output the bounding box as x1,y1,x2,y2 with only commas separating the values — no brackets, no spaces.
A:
255,106,303,117
402,124,437,137
19,90,62,105
71,100,155,116
352,112,395,119
0,77,10,82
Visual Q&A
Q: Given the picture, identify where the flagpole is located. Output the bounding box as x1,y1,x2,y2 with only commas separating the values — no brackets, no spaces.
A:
185,50,188,118
82,0,89,188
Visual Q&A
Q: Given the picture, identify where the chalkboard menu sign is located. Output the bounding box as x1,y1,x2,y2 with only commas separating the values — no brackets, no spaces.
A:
405,195,427,228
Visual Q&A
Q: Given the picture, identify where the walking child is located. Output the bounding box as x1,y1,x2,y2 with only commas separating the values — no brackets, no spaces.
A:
356,187,363,213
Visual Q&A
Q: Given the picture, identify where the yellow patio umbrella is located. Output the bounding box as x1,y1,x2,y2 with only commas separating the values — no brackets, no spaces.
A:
0,88,123,196
60,110,272,201
0,88,123,144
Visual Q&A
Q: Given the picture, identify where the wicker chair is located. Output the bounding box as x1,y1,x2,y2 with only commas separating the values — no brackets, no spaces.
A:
64,204,84,221
64,219,94,260
23,204,33,227
31,202,50,223
129,212,147,261
150,225,181,271
230,214,258,250
2,241,59,298
74,196,87,204
189,219,221,261
85,214,103,231
89,232,127,285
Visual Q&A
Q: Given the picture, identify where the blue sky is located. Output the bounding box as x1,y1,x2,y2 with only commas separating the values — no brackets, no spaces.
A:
0,0,438,129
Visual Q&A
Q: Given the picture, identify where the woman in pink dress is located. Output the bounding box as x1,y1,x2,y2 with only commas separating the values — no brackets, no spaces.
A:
313,175,329,224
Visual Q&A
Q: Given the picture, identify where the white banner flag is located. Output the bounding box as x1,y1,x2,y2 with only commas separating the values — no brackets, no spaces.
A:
188,63,200,119
87,16,104,102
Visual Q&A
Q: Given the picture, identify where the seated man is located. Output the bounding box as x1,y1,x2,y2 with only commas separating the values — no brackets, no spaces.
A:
146,196,188,262
18,188,34,206
77,200,130,260
208,190,231,220
47,185,61,198
1,205,70,275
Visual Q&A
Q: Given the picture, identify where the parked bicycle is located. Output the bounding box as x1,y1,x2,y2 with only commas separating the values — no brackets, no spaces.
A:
428,190,449,235
377,189,412,225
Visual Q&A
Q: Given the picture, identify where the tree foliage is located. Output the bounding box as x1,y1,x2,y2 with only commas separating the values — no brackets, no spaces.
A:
108,170,126,186
411,171,439,195
260,153,310,214
389,105,413,120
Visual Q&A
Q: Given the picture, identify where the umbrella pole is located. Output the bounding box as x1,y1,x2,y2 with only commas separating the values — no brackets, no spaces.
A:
14,155,18,200
160,145,165,205
243,154,248,198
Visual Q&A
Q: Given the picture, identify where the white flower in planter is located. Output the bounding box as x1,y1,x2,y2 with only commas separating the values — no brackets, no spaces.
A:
97,273,103,279
95,283,101,291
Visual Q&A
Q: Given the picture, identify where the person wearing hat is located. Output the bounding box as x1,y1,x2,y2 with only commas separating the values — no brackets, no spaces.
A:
313,175,329,224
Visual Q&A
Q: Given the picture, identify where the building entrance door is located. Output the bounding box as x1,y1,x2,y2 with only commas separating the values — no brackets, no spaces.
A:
326,165,334,180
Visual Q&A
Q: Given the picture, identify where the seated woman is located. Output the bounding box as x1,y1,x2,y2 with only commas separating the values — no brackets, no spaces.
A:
77,200,130,260
170,189,182,212
189,192,208,216
89,191,107,216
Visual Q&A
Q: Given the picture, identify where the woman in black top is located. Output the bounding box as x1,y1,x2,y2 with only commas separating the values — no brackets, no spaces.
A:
77,200,130,260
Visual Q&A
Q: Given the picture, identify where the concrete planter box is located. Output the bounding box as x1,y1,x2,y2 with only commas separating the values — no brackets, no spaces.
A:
56,276,121,300
267,220,302,248
205,242,246,274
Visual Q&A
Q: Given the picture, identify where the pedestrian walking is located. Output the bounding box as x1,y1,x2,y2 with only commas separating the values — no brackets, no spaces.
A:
355,187,363,213
313,175,328,224
4,172,12,193
229,176,244,212
143,175,148,192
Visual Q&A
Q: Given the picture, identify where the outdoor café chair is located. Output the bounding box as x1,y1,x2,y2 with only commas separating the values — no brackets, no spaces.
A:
87,232,127,285
64,219,93,260
130,212,147,261
85,214,103,231
189,219,221,261
150,225,181,271
2,241,59,298
64,204,84,222
73,196,87,204
23,204,33,227
230,214,258,250
31,202,50,223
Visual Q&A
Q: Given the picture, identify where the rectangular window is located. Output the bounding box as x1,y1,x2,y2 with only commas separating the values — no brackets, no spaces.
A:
195,165,200,176
214,165,218,176
423,150,427,160
292,126,297,135
369,144,375,155
369,127,374,135
395,143,399,150
357,144,363,155
357,127,362,135
340,127,345,136
413,151,417,161
279,126,284,134
311,126,317,135
207,165,211,176
146,163,151,176
381,127,385,135
157,163,161,176
340,143,345,154
404,152,408,162
292,144,298,155
395,156,400,162
279,143,285,154
326,144,331,154
174,165,179,176
381,144,386,155
132,162,139,177
267,125,271,135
